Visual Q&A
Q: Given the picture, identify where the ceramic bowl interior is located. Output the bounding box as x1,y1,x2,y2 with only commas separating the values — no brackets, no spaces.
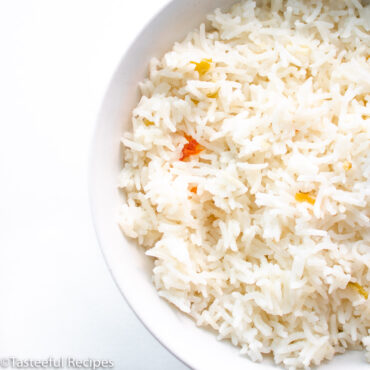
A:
89,1,366,368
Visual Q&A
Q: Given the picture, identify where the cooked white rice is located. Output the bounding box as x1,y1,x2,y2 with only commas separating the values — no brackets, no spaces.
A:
119,0,370,368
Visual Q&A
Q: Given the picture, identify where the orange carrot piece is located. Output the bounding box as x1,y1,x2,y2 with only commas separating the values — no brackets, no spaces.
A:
190,186,198,194
180,134,204,161
295,192,315,205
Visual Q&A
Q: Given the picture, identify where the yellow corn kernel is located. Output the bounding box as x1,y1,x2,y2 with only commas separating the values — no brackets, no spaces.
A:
295,192,315,205
191,98,199,105
343,161,352,171
206,90,219,98
143,118,154,126
190,58,212,76
348,282,368,300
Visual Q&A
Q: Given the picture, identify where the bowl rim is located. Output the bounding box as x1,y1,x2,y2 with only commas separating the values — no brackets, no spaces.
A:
87,1,194,368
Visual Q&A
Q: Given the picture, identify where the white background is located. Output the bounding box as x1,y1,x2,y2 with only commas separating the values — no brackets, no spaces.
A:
0,1,188,369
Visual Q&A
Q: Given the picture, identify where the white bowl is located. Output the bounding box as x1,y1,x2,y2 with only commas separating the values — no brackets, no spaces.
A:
89,1,367,369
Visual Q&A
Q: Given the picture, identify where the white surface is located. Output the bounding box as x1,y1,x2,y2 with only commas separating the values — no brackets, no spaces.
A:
0,1,187,369
0,1,368,370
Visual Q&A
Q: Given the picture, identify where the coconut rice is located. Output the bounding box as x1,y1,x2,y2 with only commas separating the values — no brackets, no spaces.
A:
119,0,370,368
